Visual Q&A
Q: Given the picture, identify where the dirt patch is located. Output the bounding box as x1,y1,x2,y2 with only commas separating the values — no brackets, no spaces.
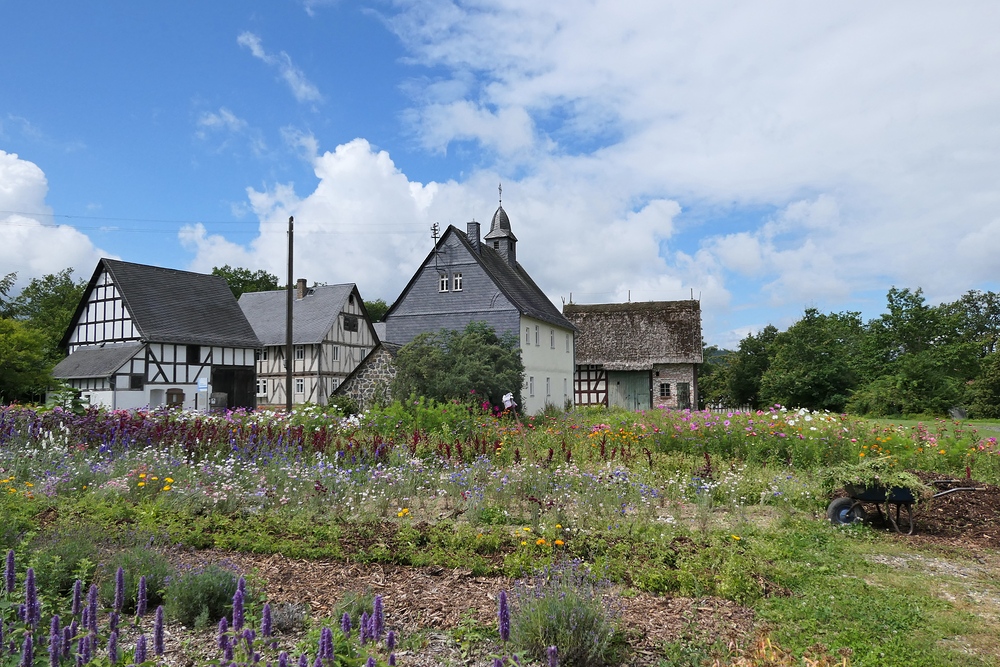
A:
910,475,1000,549
159,549,754,666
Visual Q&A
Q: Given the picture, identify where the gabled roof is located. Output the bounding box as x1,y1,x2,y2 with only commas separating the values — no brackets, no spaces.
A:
334,340,403,395
60,259,261,349
238,284,366,346
385,225,574,332
563,301,703,369
52,342,143,379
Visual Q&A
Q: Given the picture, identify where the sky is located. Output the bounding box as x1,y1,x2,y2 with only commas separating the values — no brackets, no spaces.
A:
2,1,1000,348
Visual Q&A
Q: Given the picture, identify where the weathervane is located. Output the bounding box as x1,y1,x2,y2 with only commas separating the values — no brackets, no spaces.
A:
498,181,502,204
431,222,441,269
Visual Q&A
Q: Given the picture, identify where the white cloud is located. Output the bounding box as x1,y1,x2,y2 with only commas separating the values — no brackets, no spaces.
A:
196,108,248,137
0,151,110,292
237,32,323,105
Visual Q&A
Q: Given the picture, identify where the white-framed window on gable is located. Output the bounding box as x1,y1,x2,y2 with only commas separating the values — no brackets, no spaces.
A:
294,345,304,360
332,345,340,361
257,379,268,396
453,273,463,291
295,378,304,394
525,328,530,345
550,329,555,349
262,348,269,361
535,325,539,346
439,274,449,292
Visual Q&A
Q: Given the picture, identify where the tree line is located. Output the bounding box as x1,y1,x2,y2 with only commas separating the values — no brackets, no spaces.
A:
698,287,1000,417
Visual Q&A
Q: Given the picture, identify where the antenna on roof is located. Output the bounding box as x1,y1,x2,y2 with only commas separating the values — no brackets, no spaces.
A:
431,222,441,270
498,181,502,204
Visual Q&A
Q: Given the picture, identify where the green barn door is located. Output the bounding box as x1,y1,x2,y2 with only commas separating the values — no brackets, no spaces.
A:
607,371,651,412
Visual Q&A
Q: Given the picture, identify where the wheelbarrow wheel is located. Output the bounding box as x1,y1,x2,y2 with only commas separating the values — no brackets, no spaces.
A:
827,497,866,525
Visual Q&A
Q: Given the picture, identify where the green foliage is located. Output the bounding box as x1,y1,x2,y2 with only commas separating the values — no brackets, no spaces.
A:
27,526,100,598
327,394,360,417
212,265,279,298
391,321,524,407
98,546,174,613
0,317,52,403
5,268,87,362
726,325,778,409
332,588,374,628
510,560,624,666
967,352,1000,418
164,563,239,627
363,298,389,323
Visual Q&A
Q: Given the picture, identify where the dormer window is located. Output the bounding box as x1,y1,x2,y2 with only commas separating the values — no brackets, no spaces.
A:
493,240,500,250
439,274,449,292
453,273,463,291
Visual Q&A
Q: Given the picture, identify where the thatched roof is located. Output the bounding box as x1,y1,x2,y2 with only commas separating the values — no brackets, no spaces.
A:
563,301,703,370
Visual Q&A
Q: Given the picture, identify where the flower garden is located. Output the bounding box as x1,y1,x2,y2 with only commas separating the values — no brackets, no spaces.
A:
1,401,1000,667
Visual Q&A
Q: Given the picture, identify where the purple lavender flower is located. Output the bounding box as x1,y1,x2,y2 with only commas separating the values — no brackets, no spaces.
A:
319,627,333,660
72,579,83,617
20,632,33,667
63,626,73,658
87,584,99,633
498,590,510,643
237,575,246,596
218,617,230,652
386,630,396,653
312,656,322,667
25,568,39,627
297,653,308,667
373,595,384,641
277,651,289,667
108,630,119,665
492,659,503,667
49,615,61,667
365,657,376,667
110,611,120,633
114,566,125,613
359,611,369,644
137,575,148,618
82,632,96,665
547,645,558,667
232,589,245,632
389,654,396,667
243,628,256,653
153,606,164,656
340,612,351,637
261,602,273,641
135,635,148,664
4,550,14,594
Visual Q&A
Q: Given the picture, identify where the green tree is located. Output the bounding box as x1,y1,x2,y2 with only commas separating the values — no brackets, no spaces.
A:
211,265,279,298
0,272,15,317
759,309,862,412
696,344,733,409
391,322,524,407
7,268,87,361
364,298,389,323
0,318,51,403
725,325,778,409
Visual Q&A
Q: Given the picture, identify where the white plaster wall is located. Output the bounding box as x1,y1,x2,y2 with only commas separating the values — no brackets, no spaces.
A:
519,315,575,414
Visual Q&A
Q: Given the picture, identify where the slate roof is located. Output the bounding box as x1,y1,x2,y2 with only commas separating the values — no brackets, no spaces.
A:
60,259,261,349
384,224,574,332
563,301,703,369
52,342,143,379
238,284,358,346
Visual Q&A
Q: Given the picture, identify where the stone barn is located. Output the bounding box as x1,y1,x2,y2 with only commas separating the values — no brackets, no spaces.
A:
563,300,703,411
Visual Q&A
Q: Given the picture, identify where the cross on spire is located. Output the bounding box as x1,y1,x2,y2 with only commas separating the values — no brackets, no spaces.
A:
498,181,502,204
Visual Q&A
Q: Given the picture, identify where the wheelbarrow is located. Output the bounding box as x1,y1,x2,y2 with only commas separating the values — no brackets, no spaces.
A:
826,480,985,534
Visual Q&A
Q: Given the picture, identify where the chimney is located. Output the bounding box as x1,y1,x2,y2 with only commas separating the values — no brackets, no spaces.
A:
296,278,307,299
466,220,480,253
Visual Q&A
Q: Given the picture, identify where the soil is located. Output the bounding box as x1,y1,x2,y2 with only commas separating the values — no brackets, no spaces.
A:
152,477,1000,666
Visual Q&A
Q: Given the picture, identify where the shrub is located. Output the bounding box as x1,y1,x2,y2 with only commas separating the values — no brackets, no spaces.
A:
164,564,239,627
332,588,374,628
510,560,623,666
27,527,99,599
98,546,173,613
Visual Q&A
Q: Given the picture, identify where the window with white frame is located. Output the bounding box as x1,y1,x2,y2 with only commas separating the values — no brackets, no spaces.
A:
332,345,340,361
550,329,555,349
439,274,449,292
535,325,539,346
546,377,551,396
262,348,269,361
294,345,304,360
529,376,535,396
453,273,463,291
257,379,268,396
295,378,304,394
525,328,530,344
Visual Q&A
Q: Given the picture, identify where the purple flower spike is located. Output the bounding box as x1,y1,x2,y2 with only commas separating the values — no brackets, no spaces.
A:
373,595,384,641
386,630,396,653
49,615,61,667
320,627,333,660
341,612,351,637
87,584,99,633
153,606,165,656
135,635,148,664
21,633,34,667
389,654,396,667
237,575,246,596
232,589,245,632
108,630,119,665
498,590,510,643
312,656,322,667
359,611,369,644
25,568,38,627
4,550,14,594
114,566,125,613
137,575,148,618
278,651,289,667
366,657,376,667
492,659,503,667
218,617,230,652
70,579,82,617
297,653,308,667
262,602,273,639
547,645,558,667
63,626,73,658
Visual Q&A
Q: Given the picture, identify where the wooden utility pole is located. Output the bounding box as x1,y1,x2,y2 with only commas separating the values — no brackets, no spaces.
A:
285,216,294,413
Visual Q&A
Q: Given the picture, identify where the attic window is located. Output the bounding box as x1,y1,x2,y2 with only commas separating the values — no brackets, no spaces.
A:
344,315,359,332
453,273,463,291
349,294,355,306
186,345,201,364
493,240,500,250
439,274,449,292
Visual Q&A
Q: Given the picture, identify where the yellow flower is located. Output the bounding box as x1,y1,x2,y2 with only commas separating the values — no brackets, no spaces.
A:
523,527,531,532
139,473,146,478
555,524,562,529
397,508,410,517
731,535,741,541
137,482,145,487
536,538,546,545
162,486,171,491
554,540,564,546
150,476,158,481
165,478,174,483
939,449,946,455
24,482,33,487
521,540,527,546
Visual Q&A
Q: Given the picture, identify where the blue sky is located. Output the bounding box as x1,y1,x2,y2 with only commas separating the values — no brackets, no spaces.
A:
3,1,1000,348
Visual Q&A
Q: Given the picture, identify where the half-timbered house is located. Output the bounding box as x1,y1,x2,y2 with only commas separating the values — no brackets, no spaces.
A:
563,300,703,411
53,259,261,410
238,281,377,407
381,202,576,414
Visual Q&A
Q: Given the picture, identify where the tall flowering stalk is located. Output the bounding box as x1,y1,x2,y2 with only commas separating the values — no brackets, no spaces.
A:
87,583,99,633
135,635,148,664
373,595,384,641
108,629,119,665
547,645,559,667
232,588,245,632
262,602,275,649
341,612,351,638
498,590,510,644
20,633,33,667
71,579,82,617
137,575,148,618
4,549,14,594
113,566,125,614
48,615,61,667
25,568,40,628
153,605,165,656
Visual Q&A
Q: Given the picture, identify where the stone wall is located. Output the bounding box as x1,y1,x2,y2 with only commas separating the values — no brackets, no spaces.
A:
337,344,399,412
652,363,698,410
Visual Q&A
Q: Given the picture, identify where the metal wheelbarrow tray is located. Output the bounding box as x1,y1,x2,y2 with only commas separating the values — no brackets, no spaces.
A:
826,480,985,535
